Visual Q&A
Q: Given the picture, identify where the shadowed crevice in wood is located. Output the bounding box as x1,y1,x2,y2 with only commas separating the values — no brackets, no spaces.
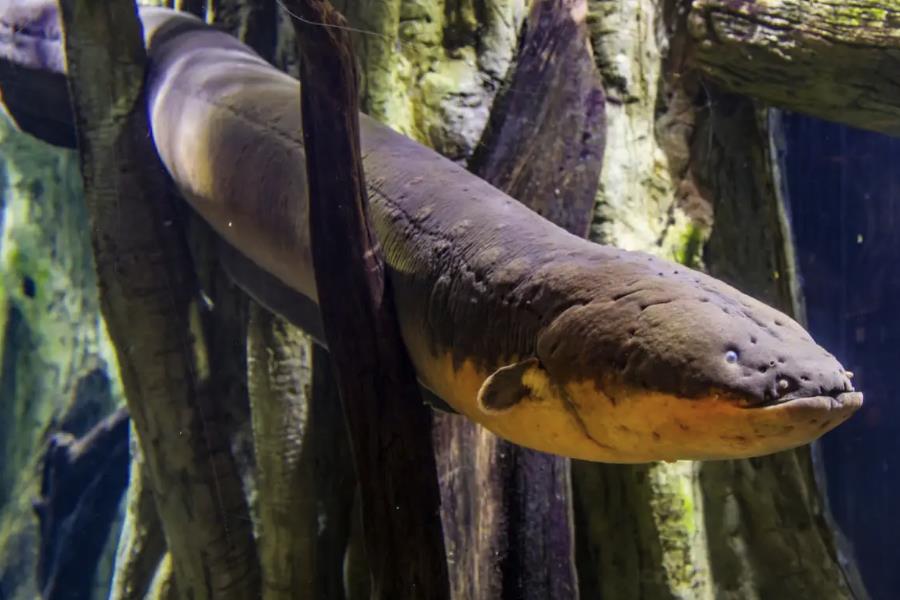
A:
35,407,130,600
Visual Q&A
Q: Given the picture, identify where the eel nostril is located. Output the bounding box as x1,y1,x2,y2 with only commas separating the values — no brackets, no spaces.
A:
775,375,800,398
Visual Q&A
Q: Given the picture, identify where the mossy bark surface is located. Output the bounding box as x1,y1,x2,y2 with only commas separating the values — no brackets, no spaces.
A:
59,1,260,597
688,0,900,136
575,2,862,599
109,451,166,600
333,0,525,161
0,115,123,600
243,253,358,600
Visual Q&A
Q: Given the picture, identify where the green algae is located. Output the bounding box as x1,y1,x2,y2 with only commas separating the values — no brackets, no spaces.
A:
0,115,123,600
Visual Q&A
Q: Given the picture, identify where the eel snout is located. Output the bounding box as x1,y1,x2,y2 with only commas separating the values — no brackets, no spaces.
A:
503,253,868,462
748,389,863,435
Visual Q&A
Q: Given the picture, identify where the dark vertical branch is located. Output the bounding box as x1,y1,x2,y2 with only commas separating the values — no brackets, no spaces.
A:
435,0,604,597
282,1,450,598
469,0,605,238
57,1,259,598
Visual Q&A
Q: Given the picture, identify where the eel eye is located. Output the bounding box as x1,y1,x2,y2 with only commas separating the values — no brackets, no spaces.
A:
725,350,739,364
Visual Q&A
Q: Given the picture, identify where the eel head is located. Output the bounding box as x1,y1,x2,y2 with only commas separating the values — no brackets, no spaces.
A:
474,256,862,462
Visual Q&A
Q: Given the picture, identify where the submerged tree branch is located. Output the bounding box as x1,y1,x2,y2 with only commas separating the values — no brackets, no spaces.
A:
687,0,900,136
283,0,450,598
247,305,317,598
58,1,259,597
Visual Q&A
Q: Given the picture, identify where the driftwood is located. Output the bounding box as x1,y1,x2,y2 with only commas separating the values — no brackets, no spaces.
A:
34,407,130,600
57,1,259,598
247,307,313,597
469,0,605,238
688,0,900,136
283,0,450,597
248,304,346,598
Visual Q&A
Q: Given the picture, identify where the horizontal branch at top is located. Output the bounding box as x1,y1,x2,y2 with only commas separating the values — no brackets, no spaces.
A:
688,0,900,136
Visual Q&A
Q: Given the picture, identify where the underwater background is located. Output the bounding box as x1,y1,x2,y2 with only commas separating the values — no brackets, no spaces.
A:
785,114,900,600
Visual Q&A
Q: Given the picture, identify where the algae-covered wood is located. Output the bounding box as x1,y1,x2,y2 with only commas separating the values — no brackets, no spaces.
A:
688,0,900,136
0,114,123,600
59,1,260,597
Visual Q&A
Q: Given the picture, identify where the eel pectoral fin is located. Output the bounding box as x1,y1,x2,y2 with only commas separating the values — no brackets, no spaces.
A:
476,358,553,413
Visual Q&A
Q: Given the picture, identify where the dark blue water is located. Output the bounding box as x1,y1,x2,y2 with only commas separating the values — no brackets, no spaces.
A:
783,114,900,600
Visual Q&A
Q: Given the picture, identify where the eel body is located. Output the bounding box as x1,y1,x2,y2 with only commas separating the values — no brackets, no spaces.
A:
0,5,862,462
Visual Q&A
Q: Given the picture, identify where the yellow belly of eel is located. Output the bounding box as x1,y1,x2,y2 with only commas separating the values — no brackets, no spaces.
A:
413,348,860,463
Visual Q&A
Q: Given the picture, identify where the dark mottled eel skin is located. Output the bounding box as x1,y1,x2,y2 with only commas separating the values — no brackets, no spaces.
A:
0,5,861,462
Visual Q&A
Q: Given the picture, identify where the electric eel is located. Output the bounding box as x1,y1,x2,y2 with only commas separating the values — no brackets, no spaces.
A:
0,4,862,462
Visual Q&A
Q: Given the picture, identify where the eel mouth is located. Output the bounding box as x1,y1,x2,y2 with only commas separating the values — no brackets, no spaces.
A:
743,390,863,413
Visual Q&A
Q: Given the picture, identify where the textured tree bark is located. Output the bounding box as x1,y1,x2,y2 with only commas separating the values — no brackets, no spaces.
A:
284,0,450,597
247,304,318,599
331,0,525,160
687,0,900,136
144,554,178,600
586,0,709,258
469,0,606,236
0,117,122,600
58,1,259,598
575,2,866,598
